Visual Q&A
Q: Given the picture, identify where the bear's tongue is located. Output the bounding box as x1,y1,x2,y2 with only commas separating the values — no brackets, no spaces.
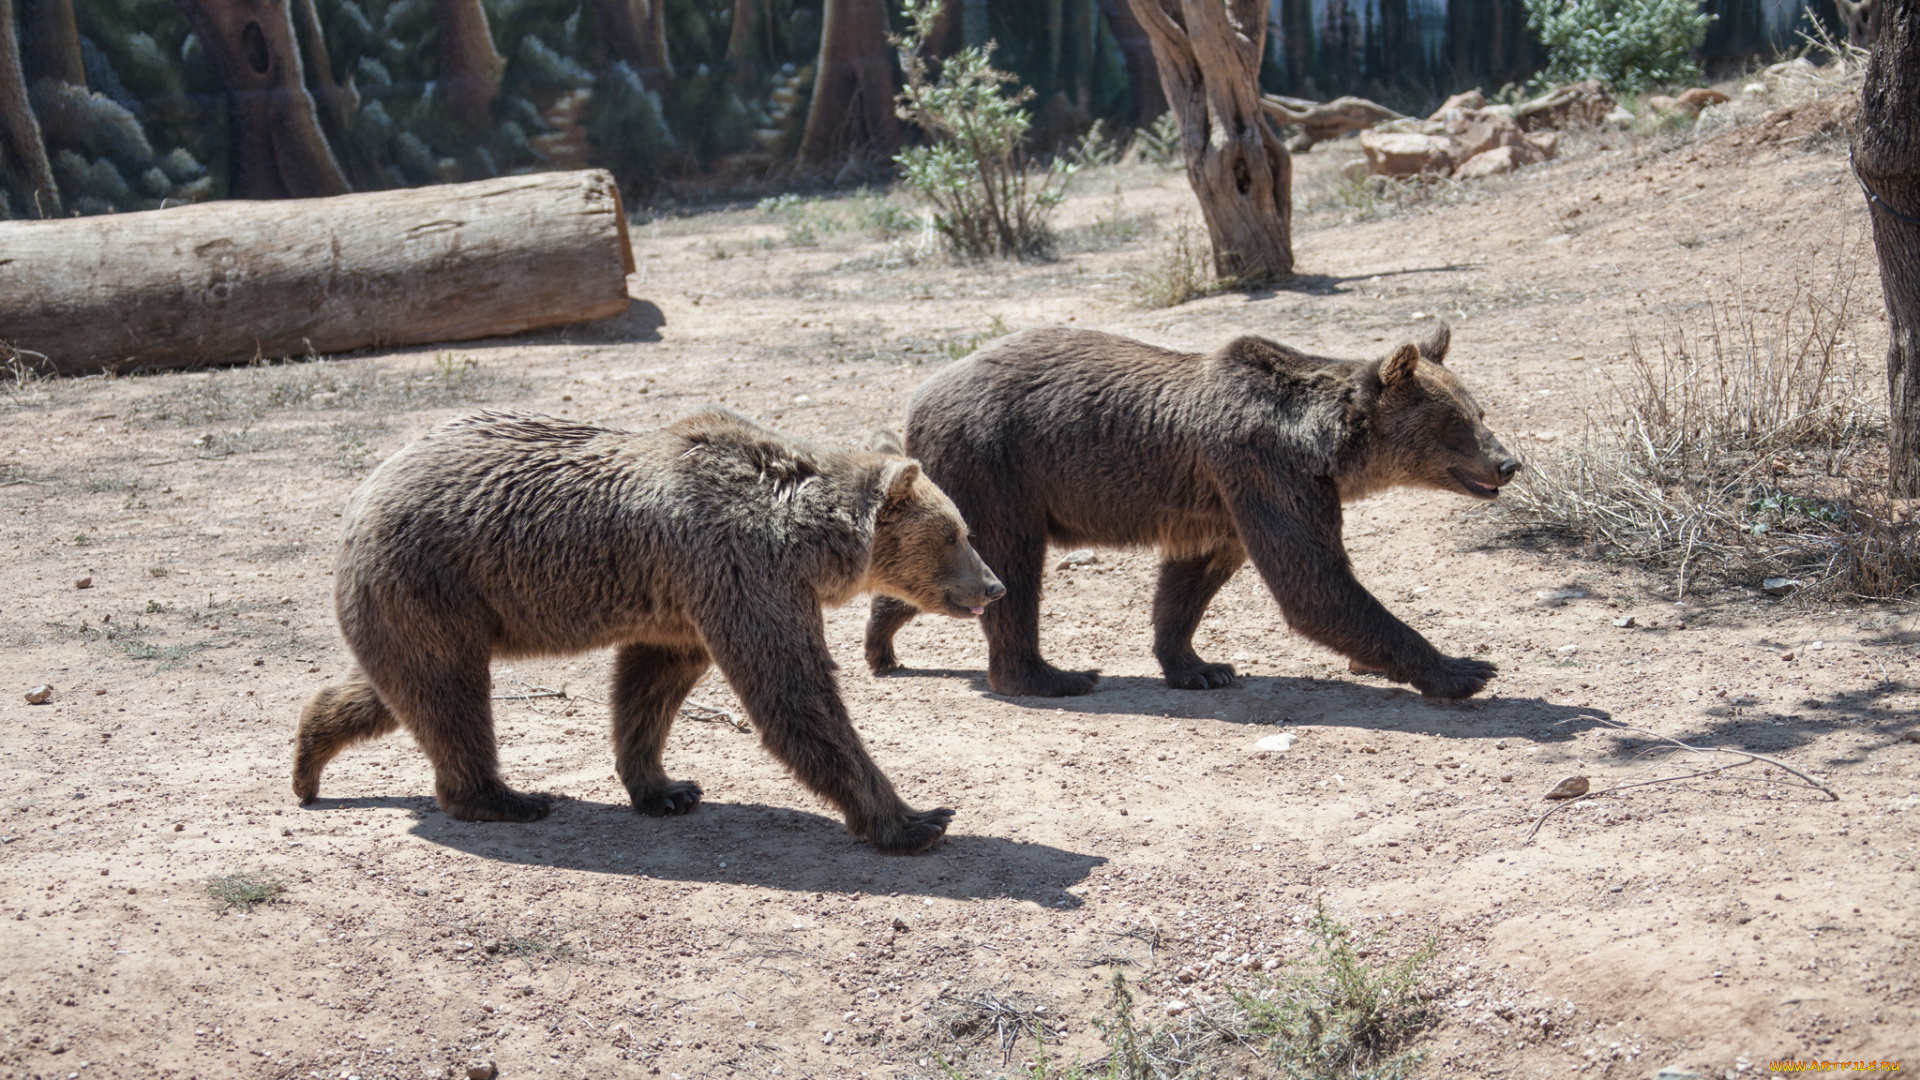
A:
969,605,985,615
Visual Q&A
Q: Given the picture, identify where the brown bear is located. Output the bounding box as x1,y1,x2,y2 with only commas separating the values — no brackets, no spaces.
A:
864,324,1518,700
294,407,1004,855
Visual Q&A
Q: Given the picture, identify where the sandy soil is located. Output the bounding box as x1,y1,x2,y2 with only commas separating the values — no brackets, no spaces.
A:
3,91,1918,1080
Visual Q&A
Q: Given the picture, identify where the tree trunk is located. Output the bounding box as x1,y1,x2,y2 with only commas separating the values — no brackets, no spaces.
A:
1096,0,1165,123
0,0,60,217
797,0,901,172
1858,0,1920,495
17,0,83,87
1125,0,1292,282
595,0,672,91
0,171,637,374
724,0,767,85
436,0,505,126
175,0,350,199
291,0,358,136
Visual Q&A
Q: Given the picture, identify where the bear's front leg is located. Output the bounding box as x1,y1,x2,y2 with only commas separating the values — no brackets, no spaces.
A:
1230,481,1497,701
611,642,712,816
702,601,952,854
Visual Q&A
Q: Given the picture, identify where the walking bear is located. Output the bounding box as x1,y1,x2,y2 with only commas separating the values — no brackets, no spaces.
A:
864,325,1518,700
295,407,1004,855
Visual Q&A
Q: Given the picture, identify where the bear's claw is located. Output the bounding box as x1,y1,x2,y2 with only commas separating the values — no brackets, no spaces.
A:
1165,661,1237,690
635,780,704,817
1412,656,1498,700
989,663,1099,698
441,786,556,823
871,806,954,855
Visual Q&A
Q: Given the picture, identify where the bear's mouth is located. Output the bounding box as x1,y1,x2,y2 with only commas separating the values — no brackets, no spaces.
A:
1450,467,1503,500
942,596,988,618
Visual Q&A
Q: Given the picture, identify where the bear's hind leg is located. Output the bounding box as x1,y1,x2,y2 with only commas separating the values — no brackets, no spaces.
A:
611,641,711,816
374,661,555,823
864,595,920,675
294,670,401,802
981,531,1099,697
1151,542,1245,690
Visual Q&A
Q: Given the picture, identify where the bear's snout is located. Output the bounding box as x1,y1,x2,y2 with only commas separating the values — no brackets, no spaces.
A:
986,579,1007,601
1497,457,1521,481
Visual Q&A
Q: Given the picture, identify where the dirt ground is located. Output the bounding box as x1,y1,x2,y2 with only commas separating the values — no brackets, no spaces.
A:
3,89,1918,1080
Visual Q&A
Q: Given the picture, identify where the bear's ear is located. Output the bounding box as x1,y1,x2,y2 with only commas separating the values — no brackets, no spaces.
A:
1420,322,1451,365
864,429,905,456
1380,343,1421,386
878,459,922,507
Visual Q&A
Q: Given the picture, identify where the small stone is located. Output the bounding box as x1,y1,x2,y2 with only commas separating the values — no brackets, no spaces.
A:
1055,549,1099,570
1613,616,1635,628
1781,651,1795,661
466,1063,497,1080
252,657,264,667
1743,82,1767,95
73,576,91,589
1762,577,1802,596
1535,587,1587,604
1653,1068,1701,1080
1811,640,1825,650
47,1039,67,1054
1556,644,1579,655
891,917,909,932
1360,745,1379,754
1901,731,1920,744
792,395,812,405
25,685,52,705
1495,739,1509,749
1255,733,1297,753
278,596,292,605
1499,774,1514,783
1543,775,1590,800
821,1032,834,1045
1164,1000,1189,1015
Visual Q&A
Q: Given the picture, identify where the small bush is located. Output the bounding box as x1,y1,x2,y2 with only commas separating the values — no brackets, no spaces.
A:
1523,0,1710,92
208,869,287,912
892,0,1076,258
1134,112,1181,166
1129,216,1221,308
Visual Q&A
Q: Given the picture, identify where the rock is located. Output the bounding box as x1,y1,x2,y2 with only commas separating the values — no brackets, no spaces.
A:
1495,739,1508,749
1358,130,1456,177
1901,730,1920,743
1055,549,1099,569
1646,94,1683,115
25,685,52,705
1443,108,1533,161
1164,999,1189,1015
466,1064,497,1080
1535,588,1587,605
1555,643,1579,655
1526,131,1558,158
1543,775,1589,800
1613,616,1635,627
1341,157,1368,183
1604,106,1636,126
891,917,909,932
1428,89,1489,121
1762,577,1802,596
1678,88,1731,110
73,575,92,589
1653,1068,1701,1080
1515,80,1614,131
1811,640,1826,650
1255,733,1297,753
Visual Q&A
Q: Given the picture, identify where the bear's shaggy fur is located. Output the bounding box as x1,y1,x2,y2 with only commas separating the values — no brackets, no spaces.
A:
865,325,1518,700
295,407,1003,855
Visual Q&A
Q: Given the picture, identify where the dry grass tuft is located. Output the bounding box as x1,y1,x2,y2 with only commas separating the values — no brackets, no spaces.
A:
1503,244,1919,599
1129,215,1225,309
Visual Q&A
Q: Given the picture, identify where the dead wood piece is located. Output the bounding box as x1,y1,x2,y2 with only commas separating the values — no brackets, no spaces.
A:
0,169,636,375
1261,94,1408,148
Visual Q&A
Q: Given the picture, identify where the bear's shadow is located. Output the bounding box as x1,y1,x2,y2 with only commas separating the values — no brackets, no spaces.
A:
883,669,1613,741
305,796,1106,905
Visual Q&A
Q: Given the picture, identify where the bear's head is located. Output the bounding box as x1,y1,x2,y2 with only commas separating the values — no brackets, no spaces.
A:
1366,324,1521,501
866,458,1006,618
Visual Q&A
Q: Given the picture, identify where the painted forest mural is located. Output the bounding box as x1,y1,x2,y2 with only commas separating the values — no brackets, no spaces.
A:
0,0,1846,218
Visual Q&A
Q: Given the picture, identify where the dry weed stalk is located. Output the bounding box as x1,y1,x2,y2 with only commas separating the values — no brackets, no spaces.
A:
1503,245,1919,597
1525,718,1839,843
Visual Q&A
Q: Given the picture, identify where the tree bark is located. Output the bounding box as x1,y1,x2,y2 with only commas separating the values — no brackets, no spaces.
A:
436,0,505,126
1125,0,1292,282
724,0,768,85
175,0,350,199
17,0,83,87
0,0,60,217
797,0,901,172
291,0,359,136
0,171,637,374
595,0,672,91
1095,0,1165,124
1858,0,1920,495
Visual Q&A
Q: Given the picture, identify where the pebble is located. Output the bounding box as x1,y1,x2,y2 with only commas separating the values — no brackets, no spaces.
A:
25,685,52,705
1556,644,1579,655
1901,731,1920,744
466,1064,497,1080
1164,1000,1189,1015
73,576,91,589
891,917,909,932
1535,588,1587,605
1810,640,1825,650
1653,1068,1701,1080
1612,616,1635,628
1255,733,1297,753
1055,549,1099,569
1543,775,1590,800
1762,577,1802,596
1495,739,1508,749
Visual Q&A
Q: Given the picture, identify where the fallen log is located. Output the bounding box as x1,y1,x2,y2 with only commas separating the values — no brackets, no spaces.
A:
1260,94,1408,150
0,169,637,375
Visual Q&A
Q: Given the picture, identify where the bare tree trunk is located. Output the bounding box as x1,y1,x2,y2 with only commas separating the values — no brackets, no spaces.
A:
176,0,350,199
1125,0,1292,282
725,0,768,85
797,0,901,172
1858,0,1920,495
1096,0,1166,123
17,0,83,87
291,0,358,135
436,0,505,125
0,0,60,216
595,0,672,90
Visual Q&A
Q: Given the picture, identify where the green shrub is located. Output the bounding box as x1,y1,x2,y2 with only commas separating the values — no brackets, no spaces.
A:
1523,0,1710,92
892,0,1077,258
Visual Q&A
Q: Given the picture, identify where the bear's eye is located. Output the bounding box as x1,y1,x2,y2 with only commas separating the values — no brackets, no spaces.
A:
946,531,960,546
